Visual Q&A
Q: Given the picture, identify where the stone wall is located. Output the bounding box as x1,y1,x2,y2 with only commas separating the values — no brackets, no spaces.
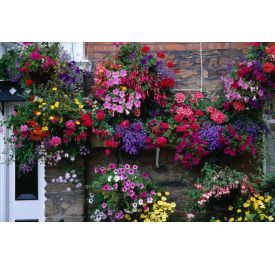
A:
45,161,85,222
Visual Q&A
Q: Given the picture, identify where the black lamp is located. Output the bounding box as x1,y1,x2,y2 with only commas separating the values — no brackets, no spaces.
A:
0,80,25,115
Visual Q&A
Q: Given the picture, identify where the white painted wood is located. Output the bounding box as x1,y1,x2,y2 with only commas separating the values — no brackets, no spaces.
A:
0,103,8,221
5,103,46,222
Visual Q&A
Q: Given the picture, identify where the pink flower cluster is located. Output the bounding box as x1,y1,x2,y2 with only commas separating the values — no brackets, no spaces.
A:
207,107,227,124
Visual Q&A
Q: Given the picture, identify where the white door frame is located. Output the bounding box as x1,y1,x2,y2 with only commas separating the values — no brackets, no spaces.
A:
0,102,46,222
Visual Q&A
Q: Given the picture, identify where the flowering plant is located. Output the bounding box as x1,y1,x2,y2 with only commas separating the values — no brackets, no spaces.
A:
222,43,275,111
1,87,92,172
213,194,275,222
0,42,83,94
187,163,256,221
87,163,176,222
93,43,176,119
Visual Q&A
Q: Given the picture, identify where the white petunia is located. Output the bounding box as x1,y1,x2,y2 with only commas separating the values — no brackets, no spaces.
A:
88,198,94,204
108,176,112,182
138,199,143,205
114,175,120,182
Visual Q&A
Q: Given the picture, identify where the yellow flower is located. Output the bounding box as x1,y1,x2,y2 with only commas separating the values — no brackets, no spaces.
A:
49,116,54,120
245,211,250,215
243,203,250,208
42,102,46,106
165,191,170,196
216,220,221,222
237,209,241,213
268,216,274,221
79,104,84,109
76,121,80,125
50,105,55,110
237,217,242,222
157,192,161,197
42,126,48,131
55,102,59,108
259,196,264,201
121,86,127,91
161,196,167,202
52,87,57,91
38,105,42,108
260,214,265,221
228,206,234,211
38,98,43,103
170,202,176,208
36,111,41,116
229,217,235,222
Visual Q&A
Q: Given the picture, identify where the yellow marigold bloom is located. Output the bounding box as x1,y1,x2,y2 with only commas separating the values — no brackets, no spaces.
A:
157,192,161,197
121,86,127,91
52,87,57,91
260,214,265,221
267,195,272,200
268,216,274,221
245,211,250,215
161,196,167,201
250,197,256,202
36,111,41,116
237,217,242,222
42,126,48,131
228,206,234,211
76,121,80,125
165,191,170,196
157,201,163,206
237,209,241,213
79,104,84,109
49,116,54,120
38,98,43,103
229,217,235,222
42,102,46,106
38,105,42,108
216,220,221,222
55,102,59,108
243,203,250,208
265,199,270,203
259,196,264,201
50,105,55,110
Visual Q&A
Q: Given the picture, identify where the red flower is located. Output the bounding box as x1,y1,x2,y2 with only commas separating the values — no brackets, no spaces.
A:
233,101,245,112
81,114,93,127
263,62,275,73
266,46,275,55
160,122,169,130
25,79,33,86
195,110,204,117
191,123,199,131
120,120,130,128
176,125,187,133
96,110,105,121
166,61,174,68
29,95,35,101
152,126,159,134
223,102,231,110
141,45,150,54
161,77,175,88
104,138,119,149
105,149,111,156
155,136,167,147
232,81,239,89
174,114,183,122
157,52,165,59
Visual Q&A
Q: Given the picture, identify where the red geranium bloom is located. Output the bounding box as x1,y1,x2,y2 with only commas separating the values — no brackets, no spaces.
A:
25,79,33,86
166,61,174,68
195,110,204,117
96,110,105,121
81,114,93,127
141,45,150,54
155,136,167,147
191,123,199,131
263,62,275,73
157,52,165,59
233,101,245,112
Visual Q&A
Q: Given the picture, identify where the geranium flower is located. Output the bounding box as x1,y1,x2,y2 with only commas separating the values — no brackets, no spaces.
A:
141,45,150,53
157,52,165,59
175,93,186,103
50,136,62,146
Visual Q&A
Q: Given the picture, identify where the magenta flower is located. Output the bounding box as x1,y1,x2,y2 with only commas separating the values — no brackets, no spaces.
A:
102,203,107,209
65,120,75,130
50,136,61,146
108,163,116,170
141,191,147,198
124,164,131,169
128,169,134,175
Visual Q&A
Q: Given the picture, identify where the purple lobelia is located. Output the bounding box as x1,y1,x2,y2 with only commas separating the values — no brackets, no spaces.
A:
199,123,223,152
116,121,147,155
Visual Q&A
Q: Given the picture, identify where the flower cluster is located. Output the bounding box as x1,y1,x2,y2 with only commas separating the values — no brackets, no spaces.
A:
214,194,274,222
87,163,176,222
115,120,147,155
222,43,275,110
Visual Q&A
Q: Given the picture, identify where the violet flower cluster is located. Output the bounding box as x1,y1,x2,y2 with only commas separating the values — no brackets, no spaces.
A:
199,123,223,152
116,121,147,155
